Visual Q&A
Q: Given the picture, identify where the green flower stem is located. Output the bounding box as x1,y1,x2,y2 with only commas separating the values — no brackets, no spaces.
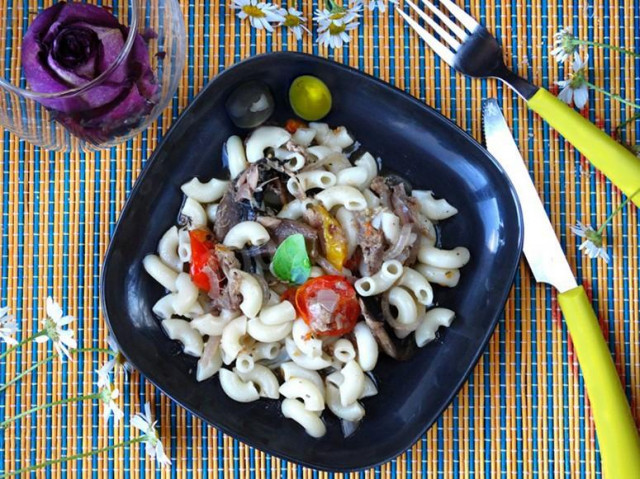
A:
0,354,56,393
327,0,340,11
586,81,640,110
0,392,99,429
573,38,639,58
0,331,45,361
72,347,117,356
0,437,145,478
0,347,115,393
615,113,640,133
596,188,640,236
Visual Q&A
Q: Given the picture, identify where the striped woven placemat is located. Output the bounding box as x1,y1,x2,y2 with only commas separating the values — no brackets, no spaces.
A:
1,0,638,476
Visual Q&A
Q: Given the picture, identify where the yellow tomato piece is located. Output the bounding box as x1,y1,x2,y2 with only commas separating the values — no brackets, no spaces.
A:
313,205,348,270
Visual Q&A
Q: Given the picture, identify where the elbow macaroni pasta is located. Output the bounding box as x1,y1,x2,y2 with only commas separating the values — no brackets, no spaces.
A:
197,337,223,382
398,267,434,306
281,398,326,438
177,228,192,263
418,245,471,269
326,383,365,422
143,255,178,292
181,177,229,203
220,316,247,364
245,126,291,163
292,127,315,147
415,263,461,287
412,190,458,220
247,317,293,342
315,185,367,211
162,318,204,357
180,197,208,228
415,308,456,347
219,369,260,402
279,378,325,411
158,226,181,272
353,322,378,372
354,259,403,296
226,135,248,179
287,170,337,195
223,221,270,249
233,270,265,318
332,338,356,363
338,360,365,407
236,364,280,399
336,165,369,189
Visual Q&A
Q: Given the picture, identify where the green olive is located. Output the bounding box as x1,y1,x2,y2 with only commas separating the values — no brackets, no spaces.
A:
289,75,332,121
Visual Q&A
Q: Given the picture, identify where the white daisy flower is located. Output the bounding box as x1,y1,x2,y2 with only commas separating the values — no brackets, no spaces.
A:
277,7,309,40
98,379,124,424
233,0,286,32
317,18,359,49
556,52,589,109
132,402,171,467
314,2,361,27
571,222,610,263
550,27,578,64
368,0,387,12
97,334,132,386
34,296,77,360
0,305,18,346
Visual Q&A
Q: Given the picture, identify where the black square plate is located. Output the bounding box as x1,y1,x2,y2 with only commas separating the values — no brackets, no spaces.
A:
101,52,523,472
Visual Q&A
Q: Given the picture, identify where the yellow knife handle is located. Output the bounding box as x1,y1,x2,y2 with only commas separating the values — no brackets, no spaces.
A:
557,285,640,478
527,88,640,207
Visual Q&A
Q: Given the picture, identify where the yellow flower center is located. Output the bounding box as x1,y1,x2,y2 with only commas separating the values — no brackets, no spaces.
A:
242,5,266,17
329,11,346,20
328,22,346,35
284,14,301,27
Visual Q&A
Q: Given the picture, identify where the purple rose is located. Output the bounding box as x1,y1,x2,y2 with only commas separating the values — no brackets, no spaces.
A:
22,2,158,145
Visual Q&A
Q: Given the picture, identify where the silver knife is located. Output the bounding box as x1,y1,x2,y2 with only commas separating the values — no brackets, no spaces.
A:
482,98,640,478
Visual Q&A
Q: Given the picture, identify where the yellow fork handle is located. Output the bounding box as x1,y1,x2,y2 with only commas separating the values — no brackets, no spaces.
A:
557,286,640,478
527,88,640,207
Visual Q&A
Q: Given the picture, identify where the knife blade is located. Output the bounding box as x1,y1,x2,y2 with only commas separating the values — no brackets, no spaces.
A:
483,99,577,293
482,98,640,479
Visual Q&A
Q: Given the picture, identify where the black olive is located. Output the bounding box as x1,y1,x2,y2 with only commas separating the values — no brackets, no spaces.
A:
225,81,275,129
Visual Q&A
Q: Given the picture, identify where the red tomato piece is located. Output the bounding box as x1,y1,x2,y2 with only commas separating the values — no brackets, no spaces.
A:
281,287,298,305
294,276,360,337
189,228,220,292
285,118,307,134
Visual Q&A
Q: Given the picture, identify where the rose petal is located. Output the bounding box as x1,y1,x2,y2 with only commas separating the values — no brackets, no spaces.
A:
80,81,128,109
41,5,121,51
90,24,127,83
88,83,152,128
21,3,70,98
50,26,101,79
130,35,158,100
53,83,152,145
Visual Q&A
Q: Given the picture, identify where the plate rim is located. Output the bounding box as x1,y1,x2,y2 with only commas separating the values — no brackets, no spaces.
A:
101,51,524,472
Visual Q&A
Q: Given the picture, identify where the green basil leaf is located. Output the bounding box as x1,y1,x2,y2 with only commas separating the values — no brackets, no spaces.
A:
272,234,311,284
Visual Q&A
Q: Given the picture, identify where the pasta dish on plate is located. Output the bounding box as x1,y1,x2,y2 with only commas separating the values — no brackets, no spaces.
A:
143,121,470,438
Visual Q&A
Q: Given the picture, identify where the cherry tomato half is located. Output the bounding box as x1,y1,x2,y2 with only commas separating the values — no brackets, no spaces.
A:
294,276,360,337
189,228,220,292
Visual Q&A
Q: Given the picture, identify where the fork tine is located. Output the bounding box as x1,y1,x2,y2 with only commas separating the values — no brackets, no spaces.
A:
439,0,480,32
405,0,461,50
420,0,468,41
396,7,456,67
